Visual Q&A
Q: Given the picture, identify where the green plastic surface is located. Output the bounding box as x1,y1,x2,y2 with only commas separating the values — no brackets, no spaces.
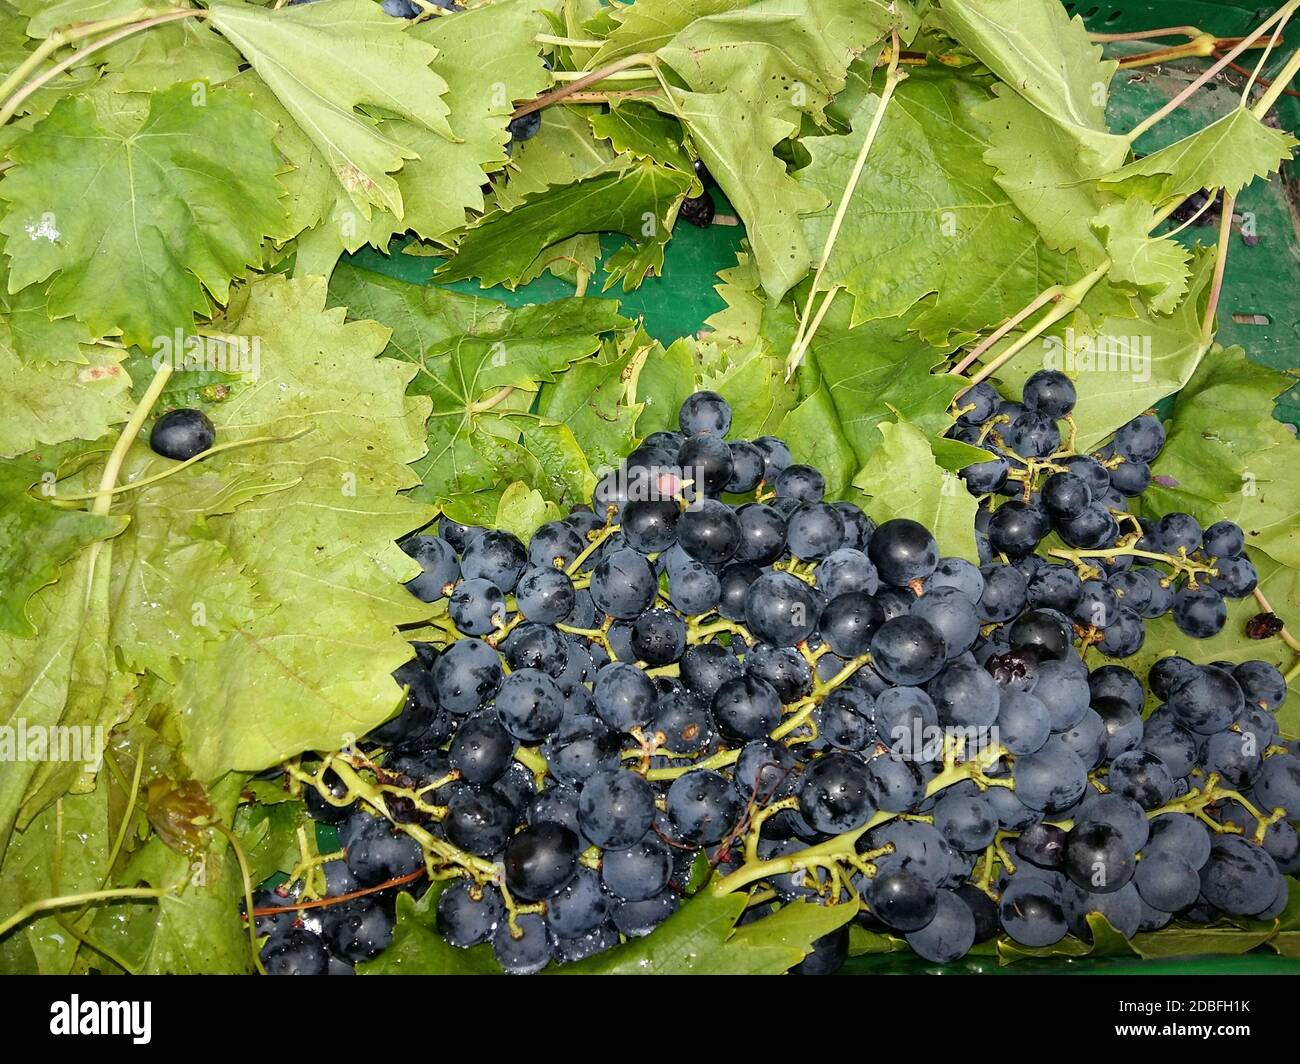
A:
341,1,1300,974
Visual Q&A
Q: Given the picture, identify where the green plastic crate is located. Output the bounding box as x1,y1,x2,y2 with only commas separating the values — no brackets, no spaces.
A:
343,2,1300,973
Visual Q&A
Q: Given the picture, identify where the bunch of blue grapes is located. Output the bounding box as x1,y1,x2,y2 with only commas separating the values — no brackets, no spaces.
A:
951,370,1258,648
255,391,1298,975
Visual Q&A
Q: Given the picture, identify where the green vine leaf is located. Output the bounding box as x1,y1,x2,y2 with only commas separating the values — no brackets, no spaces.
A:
980,249,1216,453
331,261,630,509
552,890,854,974
287,0,555,275
633,335,703,438
209,0,453,221
439,159,692,290
359,886,501,975
666,81,819,303
0,338,133,458
1091,199,1192,315
0,283,98,366
996,913,1137,964
939,0,1127,168
0,773,113,974
84,776,253,975
972,87,1116,260
589,100,693,173
1100,108,1298,205
134,275,438,780
851,417,983,563
798,70,1077,344
0,83,286,347
1143,344,1300,571
13,0,171,39
702,338,801,440
493,482,565,543
801,302,966,467
0,455,127,638
495,105,627,213
656,0,908,126
536,332,649,474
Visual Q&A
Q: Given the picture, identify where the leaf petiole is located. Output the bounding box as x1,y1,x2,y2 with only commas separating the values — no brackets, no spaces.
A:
0,8,206,126
49,429,309,503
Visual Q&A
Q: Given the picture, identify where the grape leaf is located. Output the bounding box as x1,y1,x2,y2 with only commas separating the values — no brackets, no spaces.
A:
536,333,649,474
642,0,905,301
776,385,858,498
1121,556,1300,735
1091,200,1192,315
0,4,102,127
703,251,765,351
803,298,966,466
0,455,127,637
0,546,118,853
493,482,565,543
589,101,693,173
328,261,489,362
0,283,97,365
666,82,820,303
588,0,752,65
938,0,1126,167
0,83,285,347
359,886,501,975
14,0,173,39
290,0,555,273
494,105,626,213
852,417,982,563
0,337,133,457
972,87,1116,260
703,338,801,439
552,890,854,974
513,233,604,287
331,264,630,508
398,0,552,238
797,70,1075,343
106,490,262,684
10,0,167,36
208,0,452,221
1142,345,1300,571
634,335,702,437
996,914,1138,964
99,19,244,94
0,775,112,975
656,0,908,125
101,275,438,780
233,795,313,885
85,777,253,975
987,248,1214,454
1099,108,1298,205
438,159,692,290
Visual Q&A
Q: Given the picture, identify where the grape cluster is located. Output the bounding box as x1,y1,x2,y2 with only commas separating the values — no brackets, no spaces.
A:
951,369,1257,648
255,391,1298,975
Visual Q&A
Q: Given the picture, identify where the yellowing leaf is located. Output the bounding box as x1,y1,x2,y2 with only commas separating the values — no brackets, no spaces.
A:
0,455,127,638
0,338,133,458
126,275,439,779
